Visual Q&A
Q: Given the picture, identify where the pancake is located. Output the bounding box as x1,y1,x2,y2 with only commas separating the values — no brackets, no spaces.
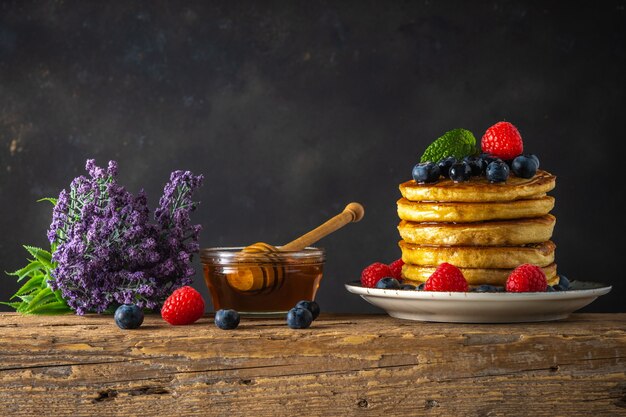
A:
397,195,555,223
399,240,556,268
397,215,556,246
399,169,556,203
401,263,558,286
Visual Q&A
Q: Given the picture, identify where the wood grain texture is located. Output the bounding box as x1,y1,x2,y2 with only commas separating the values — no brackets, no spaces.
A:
0,313,625,417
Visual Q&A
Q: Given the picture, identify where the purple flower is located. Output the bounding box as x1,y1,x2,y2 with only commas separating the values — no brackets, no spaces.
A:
47,160,203,315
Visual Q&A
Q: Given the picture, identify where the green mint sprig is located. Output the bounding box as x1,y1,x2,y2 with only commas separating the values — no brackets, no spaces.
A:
420,128,478,163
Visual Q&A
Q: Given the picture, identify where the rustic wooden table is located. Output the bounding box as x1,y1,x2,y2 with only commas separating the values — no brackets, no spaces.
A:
0,313,624,416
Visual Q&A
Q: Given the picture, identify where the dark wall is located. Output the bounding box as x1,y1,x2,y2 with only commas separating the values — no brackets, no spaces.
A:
1,1,624,313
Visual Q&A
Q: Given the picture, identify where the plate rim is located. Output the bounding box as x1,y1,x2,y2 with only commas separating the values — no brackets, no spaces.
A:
344,280,612,301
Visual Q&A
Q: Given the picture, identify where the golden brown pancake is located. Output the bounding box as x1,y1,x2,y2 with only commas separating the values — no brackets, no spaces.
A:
399,240,556,268
395,168,559,286
399,169,556,203
397,196,555,223
402,263,558,286
397,215,556,246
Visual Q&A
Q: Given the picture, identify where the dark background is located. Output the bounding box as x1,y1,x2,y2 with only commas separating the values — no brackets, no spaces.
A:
1,1,624,313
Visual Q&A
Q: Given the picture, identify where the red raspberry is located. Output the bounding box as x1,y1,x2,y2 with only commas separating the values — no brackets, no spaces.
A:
161,286,205,325
481,121,524,160
361,262,393,288
388,258,404,280
505,264,547,292
423,263,468,292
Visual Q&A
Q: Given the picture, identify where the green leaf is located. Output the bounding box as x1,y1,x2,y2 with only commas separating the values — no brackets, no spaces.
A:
23,245,52,263
26,300,72,315
16,294,34,303
16,295,35,313
420,128,477,163
13,275,44,298
22,246,54,270
22,287,55,313
5,239,70,315
37,197,58,206
0,301,24,310
6,260,43,282
52,288,65,304
3,285,71,315
40,274,50,288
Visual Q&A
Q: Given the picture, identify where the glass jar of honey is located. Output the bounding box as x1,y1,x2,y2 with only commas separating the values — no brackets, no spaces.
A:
200,247,325,316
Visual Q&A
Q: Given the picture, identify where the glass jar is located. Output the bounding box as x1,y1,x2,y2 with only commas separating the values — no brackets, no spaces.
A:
200,247,325,316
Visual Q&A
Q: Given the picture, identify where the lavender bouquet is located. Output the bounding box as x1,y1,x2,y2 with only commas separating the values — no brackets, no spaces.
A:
6,159,203,315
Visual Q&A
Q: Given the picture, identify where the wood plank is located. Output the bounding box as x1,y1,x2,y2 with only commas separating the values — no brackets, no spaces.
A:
0,313,625,416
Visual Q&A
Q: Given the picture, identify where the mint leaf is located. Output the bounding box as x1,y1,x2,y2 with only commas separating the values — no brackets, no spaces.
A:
420,128,477,163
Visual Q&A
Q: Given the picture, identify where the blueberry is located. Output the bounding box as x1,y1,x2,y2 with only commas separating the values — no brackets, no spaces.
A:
553,284,566,291
295,300,320,320
486,160,510,183
416,283,425,291
449,162,472,182
546,285,556,292
114,304,144,329
438,157,457,178
528,154,540,169
287,307,313,329
480,153,500,165
464,156,486,176
215,309,240,330
511,155,539,179
376,277,401,289
412,162,441,184
399,284,416,290
478,286,505,292
557,275,570,290
473,284,499,293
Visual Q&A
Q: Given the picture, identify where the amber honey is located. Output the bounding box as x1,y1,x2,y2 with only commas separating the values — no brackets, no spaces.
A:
201,247,325,315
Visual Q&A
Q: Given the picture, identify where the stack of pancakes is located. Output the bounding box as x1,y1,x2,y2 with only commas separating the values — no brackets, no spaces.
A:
397,170,558,287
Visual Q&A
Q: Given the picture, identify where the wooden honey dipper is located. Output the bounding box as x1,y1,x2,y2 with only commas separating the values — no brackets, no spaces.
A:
226,203,365,293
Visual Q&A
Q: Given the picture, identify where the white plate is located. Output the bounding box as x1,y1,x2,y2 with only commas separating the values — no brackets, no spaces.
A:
345,281,612,323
